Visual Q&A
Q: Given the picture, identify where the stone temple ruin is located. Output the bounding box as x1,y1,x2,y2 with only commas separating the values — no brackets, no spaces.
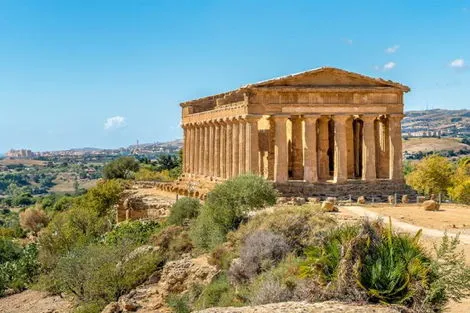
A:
159,67,414,200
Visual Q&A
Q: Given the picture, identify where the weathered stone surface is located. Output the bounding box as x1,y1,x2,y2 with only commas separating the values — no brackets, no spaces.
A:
195,301,401,313
402,194,409,203
357,196,366,204
175,68,409,199
101,302,121,313
321,201,338,212
388,195,394,204
423,200,440,211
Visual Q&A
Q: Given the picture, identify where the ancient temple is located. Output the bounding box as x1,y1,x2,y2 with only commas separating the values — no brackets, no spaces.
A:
165,67,411,199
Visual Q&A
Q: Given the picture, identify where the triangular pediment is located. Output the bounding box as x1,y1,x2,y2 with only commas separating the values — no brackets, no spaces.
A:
244,67,410,92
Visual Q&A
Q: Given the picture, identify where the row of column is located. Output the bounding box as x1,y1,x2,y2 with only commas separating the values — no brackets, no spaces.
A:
271,114,403,183
183,116,260,179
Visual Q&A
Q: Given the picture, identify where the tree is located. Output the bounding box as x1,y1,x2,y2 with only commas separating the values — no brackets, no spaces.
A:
406,155,453,196
448,157,470,204
19,207,49,234
103,157,140,179
154,154,178,171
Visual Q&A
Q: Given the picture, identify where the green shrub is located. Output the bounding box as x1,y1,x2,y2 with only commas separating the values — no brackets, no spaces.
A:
104,220,160,246
45,243,160,312
299,219,470,311
167,197,201,226
150,225,193,260
0,243,39,296
103,157,140,179
230,205,336,253
167,293,191,313
194,273,246,309
190,174,277,251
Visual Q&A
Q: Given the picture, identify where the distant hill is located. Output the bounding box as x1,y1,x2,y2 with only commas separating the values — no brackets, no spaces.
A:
403,109,470,138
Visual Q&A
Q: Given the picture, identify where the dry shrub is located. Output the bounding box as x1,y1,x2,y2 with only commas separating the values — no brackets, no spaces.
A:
208,244,235,270
228,230,290,284
19,207,49,234
151,225,193,260
229,205,335,253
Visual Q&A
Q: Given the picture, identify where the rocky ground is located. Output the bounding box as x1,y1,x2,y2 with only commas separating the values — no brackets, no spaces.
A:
0,290,74,313
195,301,401,313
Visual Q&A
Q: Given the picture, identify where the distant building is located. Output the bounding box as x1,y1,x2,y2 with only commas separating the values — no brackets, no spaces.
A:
5,149,37,159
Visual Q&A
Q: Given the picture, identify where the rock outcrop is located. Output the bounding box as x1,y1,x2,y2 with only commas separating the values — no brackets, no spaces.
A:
195,301,401,313
102,255,218,313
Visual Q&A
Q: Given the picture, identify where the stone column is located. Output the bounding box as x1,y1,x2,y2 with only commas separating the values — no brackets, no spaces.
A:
333,115,349,183
198,124,204,176
238,119,246,174
182,125,188,173
291,116,304,180
214,121,221,178
303,115,318,183
232,119,239,177
272,115,289,183
190,124,196,175
389,114,404,180
225,120,233,179
362,115,377,181
317,117,330,180
208,122,215,177
203,123,210,176
219,121,226,178
245,115,260,174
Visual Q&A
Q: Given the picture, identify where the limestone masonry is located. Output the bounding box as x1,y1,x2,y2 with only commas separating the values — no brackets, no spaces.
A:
162,67,412,199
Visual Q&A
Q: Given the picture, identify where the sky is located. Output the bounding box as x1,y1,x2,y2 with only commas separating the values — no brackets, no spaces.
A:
0,1,469,152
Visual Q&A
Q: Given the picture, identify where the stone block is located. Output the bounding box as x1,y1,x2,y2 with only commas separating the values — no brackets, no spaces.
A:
401,194,409,204
423,200,440,211
357,196,366,204
321,200,338,212
307,197,320,204
417,196,425,203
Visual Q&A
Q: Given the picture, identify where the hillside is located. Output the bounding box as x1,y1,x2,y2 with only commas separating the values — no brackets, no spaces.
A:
403,109,470,137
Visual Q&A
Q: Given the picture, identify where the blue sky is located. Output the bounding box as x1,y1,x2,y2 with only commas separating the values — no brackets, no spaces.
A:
0,1,469,152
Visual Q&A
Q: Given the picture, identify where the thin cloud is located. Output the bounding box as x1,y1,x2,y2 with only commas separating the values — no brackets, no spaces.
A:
450,58,465,68
385,45,400,53
383,62,396,71
104,116,126,130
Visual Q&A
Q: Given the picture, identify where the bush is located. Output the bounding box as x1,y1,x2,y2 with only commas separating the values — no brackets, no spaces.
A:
19,207,49,234
190,174,277,251
103,157,140,179
167,197,201,226
103,220,160,246
406,155,453,196
228,230,290,284
299,219,470,311
194,273,246,309
0,243,39,296
150,225,193,260
230,205,336,253
134,168,172,181
44,243,160,312
167,294,191,313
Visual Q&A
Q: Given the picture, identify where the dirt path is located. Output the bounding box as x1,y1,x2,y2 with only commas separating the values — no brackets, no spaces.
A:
0,290,74,313
341,205,470,244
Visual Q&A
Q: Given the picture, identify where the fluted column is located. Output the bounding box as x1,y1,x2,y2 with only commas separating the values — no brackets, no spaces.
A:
333,115,349,183
232,119,239,177
197,124,203,175
238,119,246,174
389,114,404,180
245,116,260,174
317,117,330,180
208,122,215,176
190,124,196,175
291,115,304,180
272,115,289,183
362,115,377,181
225,120,233,179
219,121,226,178
304,115,318,183
203,123,210,176
214,121,221,178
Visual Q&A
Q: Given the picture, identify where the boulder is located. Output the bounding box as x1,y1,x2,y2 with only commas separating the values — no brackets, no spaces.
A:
417,196,425,203
388,195,394,204
321,200,338,212
423,200,440,211
102,302,121,313
326,197,337,204
307,197,320,204
357,196,366,204
401,195,409,204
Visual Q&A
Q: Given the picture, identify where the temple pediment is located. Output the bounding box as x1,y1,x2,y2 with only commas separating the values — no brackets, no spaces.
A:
244,67,410,92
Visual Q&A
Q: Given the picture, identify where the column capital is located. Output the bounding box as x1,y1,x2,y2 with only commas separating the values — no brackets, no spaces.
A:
303,114,320,123
333,114,351,123
388,113,405,122
244,114,262,122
